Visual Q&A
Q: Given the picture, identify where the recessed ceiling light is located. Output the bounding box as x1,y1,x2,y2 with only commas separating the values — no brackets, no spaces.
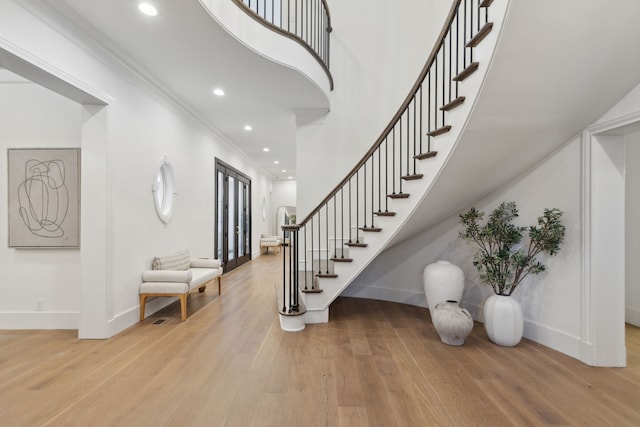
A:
138,3,158,16
263,148,270,152
213,88,225,97
274,160,279,164
244,125,252,131
282,169,286,173
288,176,293,180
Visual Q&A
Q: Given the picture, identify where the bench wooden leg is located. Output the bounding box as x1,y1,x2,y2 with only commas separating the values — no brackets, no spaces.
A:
140,294,147,321
198,285,206,293
179,294,187,321
218,276,222,295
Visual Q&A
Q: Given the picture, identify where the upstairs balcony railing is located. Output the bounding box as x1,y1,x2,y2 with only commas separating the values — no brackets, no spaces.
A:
280,0,495,317
233,0,333,89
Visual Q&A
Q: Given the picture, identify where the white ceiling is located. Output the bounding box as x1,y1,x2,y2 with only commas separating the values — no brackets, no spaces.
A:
40,0,330,180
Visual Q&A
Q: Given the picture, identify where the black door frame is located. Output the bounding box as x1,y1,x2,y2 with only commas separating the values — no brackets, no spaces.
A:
215,159,251,273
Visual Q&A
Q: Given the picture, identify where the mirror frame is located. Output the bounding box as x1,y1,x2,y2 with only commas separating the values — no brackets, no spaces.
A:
152,159,176,224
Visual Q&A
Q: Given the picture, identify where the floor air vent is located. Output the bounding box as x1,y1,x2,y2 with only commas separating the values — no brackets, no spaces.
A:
152,319,167,325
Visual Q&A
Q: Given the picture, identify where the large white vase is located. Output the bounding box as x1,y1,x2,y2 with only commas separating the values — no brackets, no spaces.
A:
423,260,464,317
483,294,523,347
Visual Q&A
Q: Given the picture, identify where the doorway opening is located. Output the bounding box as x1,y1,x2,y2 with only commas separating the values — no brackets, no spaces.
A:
215,159,252,273
586,118,640,366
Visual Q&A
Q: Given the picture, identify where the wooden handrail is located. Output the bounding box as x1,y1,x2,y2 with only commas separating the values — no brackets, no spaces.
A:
298,0,462,226
230,0,334,90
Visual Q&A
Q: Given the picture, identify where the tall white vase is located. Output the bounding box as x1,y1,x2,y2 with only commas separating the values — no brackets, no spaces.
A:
483,294,523,347
423,260,464,317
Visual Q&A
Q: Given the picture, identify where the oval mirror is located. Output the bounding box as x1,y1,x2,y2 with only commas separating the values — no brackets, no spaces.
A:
153,160,175,223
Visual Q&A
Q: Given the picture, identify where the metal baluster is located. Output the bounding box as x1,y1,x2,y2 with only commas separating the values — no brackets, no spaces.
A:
356,170,360,242
318,209,322,275
392,127,396,195
378,145,382,214
348,178,352,243
435,55,438,130
310,215,314,282
372,153,376,226
456,10,460,98
363,162,367,227
406,106,410,176
427,71,432,153
292,229,298,310
469,0,474,62
333,194,337,260
304,222,308,290
442,44,446,125
413,95,417,173
341,187,345,256
448,25,452,104
282,227,286,311
384,137,389,212
463,0,467,68
399,117,403,193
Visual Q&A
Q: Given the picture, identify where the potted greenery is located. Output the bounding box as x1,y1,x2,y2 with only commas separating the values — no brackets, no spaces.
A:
458,201,565,346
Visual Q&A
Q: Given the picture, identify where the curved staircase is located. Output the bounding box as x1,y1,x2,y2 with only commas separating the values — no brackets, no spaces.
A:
279,0,510,330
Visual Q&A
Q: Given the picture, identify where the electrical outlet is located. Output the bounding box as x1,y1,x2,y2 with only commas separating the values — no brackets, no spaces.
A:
36,298,44,311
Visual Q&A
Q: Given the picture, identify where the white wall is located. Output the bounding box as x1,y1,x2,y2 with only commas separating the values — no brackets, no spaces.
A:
0,80,82,328
0,0,272,335
344,137,584,357
344,76,640,365
626,131,640,326
296,0,452,217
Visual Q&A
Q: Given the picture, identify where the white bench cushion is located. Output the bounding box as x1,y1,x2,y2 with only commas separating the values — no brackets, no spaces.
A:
141,270,192,283
140,281,189,294
189,268,219,290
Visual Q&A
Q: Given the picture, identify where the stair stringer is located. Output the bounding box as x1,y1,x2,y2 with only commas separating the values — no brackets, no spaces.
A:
301,0,511,322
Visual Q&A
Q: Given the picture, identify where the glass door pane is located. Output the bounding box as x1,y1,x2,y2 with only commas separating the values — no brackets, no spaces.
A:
228,175,236,261
217,171,224,261
238,183,244,257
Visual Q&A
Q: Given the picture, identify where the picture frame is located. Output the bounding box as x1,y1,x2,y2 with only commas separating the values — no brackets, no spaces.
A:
7,148,81,248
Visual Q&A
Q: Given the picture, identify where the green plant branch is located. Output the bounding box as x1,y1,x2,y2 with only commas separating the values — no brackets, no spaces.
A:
459,202,565,296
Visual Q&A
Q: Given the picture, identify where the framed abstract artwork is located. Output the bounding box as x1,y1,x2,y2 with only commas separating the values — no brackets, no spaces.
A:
7,148,81,248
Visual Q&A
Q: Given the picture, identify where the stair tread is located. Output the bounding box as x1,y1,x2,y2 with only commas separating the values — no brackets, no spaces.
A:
427,125,451,137
374,211,396,216
466,22,493,48
402,173,424,181
359,227,382,232
316,273,338,278
388,193,410,199
345,242,368,248
453,62,479,82
414,151,438,160
480,0,494,7
301,288,323,294
331,257,353,262
440,97,465,112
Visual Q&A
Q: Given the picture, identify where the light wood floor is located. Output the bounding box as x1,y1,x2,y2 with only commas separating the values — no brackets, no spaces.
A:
1,252,639,426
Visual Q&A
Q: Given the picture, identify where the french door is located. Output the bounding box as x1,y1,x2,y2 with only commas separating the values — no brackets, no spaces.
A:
215,159,251,273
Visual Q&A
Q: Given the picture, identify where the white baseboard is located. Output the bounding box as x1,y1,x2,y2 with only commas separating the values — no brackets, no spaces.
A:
107,297,176,337
523,319,582,360
107,306,139,337
0,311,79,330
626,306,640,327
